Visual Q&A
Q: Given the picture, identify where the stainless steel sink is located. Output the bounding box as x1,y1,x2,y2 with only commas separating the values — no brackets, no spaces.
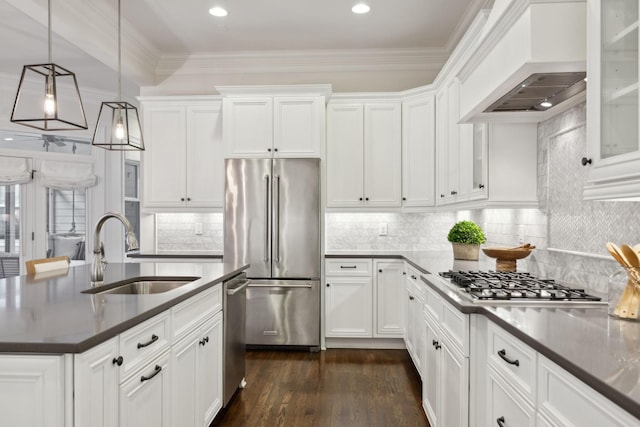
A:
82,276,200,295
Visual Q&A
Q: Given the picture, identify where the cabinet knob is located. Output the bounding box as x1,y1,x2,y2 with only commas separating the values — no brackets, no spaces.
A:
267,148,272,152
450,190,457,196
365,197,369,201
326,283,330,287
409,295,414,301
581,157,592,166
359,197,363,201
181,197,185,201
402,197,406,201
440,194,445,198
112,356,123,366
403,272,407,275
187,197,191,201
479,184,485,189
378,269,382,273
274,148,278,152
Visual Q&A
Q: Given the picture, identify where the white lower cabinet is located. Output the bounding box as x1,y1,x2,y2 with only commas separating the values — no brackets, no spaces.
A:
487,366,535,427
474,320,640,427
73,284,224,427
404,264,425,375
172,312,223,427
374,260,405,338
120,351,172,427
0,354,66,427
423,306,469,427
325,276,373,337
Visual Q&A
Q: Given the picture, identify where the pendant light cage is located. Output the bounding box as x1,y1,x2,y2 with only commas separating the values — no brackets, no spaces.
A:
11,0,87,131
92,0,144,151
92,101,144,151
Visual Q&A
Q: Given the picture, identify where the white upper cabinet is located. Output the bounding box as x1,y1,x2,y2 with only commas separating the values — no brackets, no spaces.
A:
402,93,436,207
218,85,330,159
584,0,640,200
326,99,402,208
140,97,224,211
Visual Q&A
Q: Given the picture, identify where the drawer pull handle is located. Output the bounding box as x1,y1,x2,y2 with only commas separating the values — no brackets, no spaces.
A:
199,336,210,346
112,356,123,366
409,295,414,301
497,349,519,366
432,340,441,350
496,416,506,427
340,265,357,269
137,334,159,349
140,365,162,382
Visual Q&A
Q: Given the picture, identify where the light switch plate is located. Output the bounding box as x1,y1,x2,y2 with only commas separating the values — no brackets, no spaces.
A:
379,223,388,236
195,223,203,235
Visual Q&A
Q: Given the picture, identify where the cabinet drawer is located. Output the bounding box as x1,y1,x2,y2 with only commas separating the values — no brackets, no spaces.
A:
424,284,443,322
487,366,536,427
119,311,171,382
487,321,536,403
172,285,221,341
440,298,469,356
405,265,425,301
538,356,640,427
325,259,372,276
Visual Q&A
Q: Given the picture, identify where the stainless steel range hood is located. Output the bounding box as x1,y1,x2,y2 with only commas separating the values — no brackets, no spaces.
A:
458,0,587,123
484,72,587,113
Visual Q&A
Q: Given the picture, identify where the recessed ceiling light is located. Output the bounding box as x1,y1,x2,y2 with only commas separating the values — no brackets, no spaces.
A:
540,100,553,108
209,6,228,17
352,3,371,14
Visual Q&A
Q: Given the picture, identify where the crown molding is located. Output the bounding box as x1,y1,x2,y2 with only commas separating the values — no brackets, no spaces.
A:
155,48,449,78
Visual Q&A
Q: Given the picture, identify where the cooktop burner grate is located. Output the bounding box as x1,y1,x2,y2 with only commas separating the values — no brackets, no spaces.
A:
439,270,602,302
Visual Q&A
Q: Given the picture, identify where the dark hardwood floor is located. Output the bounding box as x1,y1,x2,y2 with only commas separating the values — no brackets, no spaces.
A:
212,348,430,427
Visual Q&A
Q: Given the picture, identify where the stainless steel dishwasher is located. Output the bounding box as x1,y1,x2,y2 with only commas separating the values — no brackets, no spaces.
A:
223,272,250,407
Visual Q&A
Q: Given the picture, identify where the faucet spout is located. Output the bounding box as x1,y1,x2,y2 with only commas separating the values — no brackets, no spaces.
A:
91,212,139,285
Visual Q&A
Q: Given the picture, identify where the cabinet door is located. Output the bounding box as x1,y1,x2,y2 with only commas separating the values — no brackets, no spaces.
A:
486,367,535,427
446,80,462,202
223,98,273,158
186,105,224,208
402,95,435,207
142,106,187,208
325,277,372,337
374,260,405,337
423,315,440,427
74,337,120,427
172,329,200,427
273,96,324,158
435,88,450,206
198,312,223,426
326,104,365,207
404,277,416,359
439,337,469,427
364,103,402,207
120,352,171,427
584,0,640,200
0,355,65,427
468,123,488,201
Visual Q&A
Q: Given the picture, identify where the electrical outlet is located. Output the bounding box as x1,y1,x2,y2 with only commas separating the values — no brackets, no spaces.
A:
378,223,388,236
195,223,203,235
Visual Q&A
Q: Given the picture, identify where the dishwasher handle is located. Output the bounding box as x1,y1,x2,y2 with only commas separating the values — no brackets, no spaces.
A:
226,279,251,296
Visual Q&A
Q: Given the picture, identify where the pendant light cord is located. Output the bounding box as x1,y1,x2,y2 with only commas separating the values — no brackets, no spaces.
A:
48,0,52,63
118,0,122,102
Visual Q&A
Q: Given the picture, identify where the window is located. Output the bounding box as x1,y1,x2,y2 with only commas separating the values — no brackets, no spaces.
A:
0,185,21,278
46,189,86,260
124,160,140,243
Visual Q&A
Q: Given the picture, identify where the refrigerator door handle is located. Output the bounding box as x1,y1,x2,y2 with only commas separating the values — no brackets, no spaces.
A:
274,174,281,263
264,174,270,262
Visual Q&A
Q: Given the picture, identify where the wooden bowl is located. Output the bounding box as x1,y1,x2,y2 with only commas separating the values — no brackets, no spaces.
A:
481,247,534,261
482,247,534,272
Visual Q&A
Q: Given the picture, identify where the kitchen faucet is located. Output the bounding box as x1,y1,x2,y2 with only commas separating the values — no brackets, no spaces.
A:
91,212,139,284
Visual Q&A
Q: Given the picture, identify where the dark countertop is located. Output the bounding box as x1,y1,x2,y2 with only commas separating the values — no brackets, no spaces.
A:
0,262,247,354
127,251,223,259
326,250,640,421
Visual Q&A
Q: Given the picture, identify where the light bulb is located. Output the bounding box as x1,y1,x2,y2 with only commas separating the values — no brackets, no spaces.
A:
44,73,56,118
115,118,126,140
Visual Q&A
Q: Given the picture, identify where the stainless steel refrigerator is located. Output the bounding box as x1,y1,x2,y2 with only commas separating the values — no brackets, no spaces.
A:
224,158,320,347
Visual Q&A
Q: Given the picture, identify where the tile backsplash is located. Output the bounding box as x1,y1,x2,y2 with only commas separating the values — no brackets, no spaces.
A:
155,102,639,292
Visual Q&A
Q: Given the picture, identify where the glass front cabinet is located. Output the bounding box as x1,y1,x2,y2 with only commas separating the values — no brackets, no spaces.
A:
585,0,640,200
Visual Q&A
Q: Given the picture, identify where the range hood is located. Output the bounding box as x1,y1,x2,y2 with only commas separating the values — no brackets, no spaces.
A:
458,0,587,122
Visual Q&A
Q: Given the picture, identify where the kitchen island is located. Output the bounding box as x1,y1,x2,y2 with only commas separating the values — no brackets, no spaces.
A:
0,261,248,427
326,251,640,426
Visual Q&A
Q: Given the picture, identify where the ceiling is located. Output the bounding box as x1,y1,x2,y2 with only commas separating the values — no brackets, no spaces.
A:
0,0,490,94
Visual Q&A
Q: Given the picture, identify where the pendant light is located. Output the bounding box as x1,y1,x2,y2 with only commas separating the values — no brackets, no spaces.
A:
91,0,144,151
10,0,88,131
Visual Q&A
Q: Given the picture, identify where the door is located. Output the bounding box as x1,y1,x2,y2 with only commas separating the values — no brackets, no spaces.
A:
224,158,272,278
246,279,320,346
271,158,320,279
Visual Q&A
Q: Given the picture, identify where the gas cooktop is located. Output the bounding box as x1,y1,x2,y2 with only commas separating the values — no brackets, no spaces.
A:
439,270,604,305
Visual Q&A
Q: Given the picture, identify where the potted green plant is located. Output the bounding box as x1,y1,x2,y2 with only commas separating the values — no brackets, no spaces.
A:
447,220,486,260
